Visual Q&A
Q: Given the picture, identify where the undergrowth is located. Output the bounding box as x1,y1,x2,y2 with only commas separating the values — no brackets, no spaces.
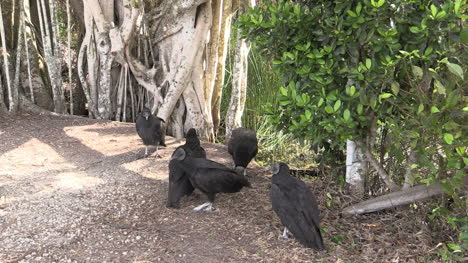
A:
220,44,318,169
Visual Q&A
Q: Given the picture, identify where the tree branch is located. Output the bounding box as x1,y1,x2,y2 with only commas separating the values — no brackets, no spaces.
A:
356,140,400,192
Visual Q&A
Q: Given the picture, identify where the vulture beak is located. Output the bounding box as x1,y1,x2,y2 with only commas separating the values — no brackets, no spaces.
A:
145,116,149,120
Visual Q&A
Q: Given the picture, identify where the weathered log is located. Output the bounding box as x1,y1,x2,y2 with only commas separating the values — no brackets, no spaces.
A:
342,176,468,215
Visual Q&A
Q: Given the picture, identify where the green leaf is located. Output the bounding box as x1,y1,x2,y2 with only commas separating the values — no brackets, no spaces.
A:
272,60,282,65
357,104,363,115
326,93,337,101
406,130,420,139
434,80,446,96
378,93,393,101
294,5,301,15
441,181,455,196
391,82,400,95
461,27,468,44
377,0,385,8
280,100,292,106
463,106,468,112
430,4,437,17
350,86,356,96
325,105,334,114
436,10,447,19
295,44,306,51
356,2,362,15
284,52,295,60
409,27,420,33
446,62,464,80
343,109,351,121
412,66,424,80
334,100,342,111
417,104,424,114
443,133,454,145
424,46,433,56
365,58,372,69
305,110,312,120
430,106,440,113
296,94,304,104
455,0,462,13
296,66,311,75
443,121,459,130
447,243,461,251
317,98,324,107
347,10,357,17
279,86,288,96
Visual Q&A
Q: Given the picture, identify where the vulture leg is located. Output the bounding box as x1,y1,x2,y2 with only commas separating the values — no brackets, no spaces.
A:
194,193,216,212
194,202,212,212
153,146,162,158
144,146,149,158
279,227,291,239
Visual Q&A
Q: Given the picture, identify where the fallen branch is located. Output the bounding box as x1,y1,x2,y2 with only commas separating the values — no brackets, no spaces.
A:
342,176,468,215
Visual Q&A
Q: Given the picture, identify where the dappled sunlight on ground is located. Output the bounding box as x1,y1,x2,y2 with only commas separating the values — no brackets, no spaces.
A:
63,122,141,156
0,138,76,177
54,171,104,190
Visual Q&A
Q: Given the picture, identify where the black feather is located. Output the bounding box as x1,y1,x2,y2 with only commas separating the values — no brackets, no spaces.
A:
228,128,258,172
173,128,206,158
167,159,195,208
270,162,325,250
136,107,166,147
170,148,250,206
167,128,206,208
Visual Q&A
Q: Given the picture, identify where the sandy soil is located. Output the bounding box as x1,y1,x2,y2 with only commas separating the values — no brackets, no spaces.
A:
0,113,439,262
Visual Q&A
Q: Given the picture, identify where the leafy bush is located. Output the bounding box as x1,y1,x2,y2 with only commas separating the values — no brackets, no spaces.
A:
239,0,466,193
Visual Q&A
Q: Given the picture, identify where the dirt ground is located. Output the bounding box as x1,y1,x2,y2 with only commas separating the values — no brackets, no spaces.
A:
0,113,441,262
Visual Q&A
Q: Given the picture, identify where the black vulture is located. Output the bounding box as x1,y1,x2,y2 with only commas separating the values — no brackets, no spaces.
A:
170,147,251,211
174,128,206,158
269,162,325,250
135,107,166,158
167,128,206,208
228,127,258,175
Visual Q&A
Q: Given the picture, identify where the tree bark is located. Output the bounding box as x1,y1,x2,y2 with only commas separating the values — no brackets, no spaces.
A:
225,24,250,142
71,0,239,141
23,0,54,111
23,27,34,103
211,1,233,135
149,0,213,139
0,71,7,112
403,150,418,189
67,0,73,114
346,139,367,197
38,0,65,113
11,2,24,112
0,1,13,111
